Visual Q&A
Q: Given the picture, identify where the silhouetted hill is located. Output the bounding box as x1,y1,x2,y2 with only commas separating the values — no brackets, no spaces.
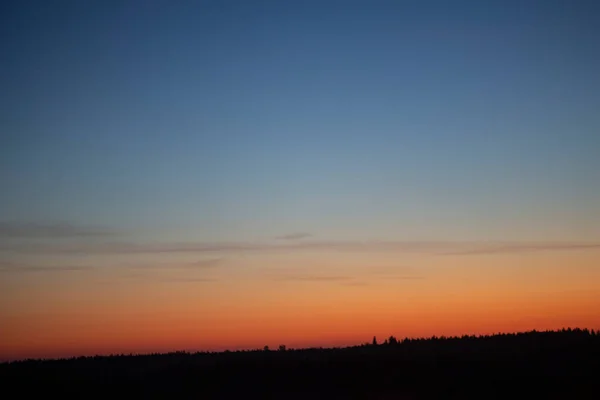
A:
1,328,599,399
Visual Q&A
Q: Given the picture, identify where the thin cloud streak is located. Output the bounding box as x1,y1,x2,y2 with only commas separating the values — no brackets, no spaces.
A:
0,258,223,274
93,274,218,285
438,242,600,255
378,275,425,280
0,222,115,238
0,241,265,255
276,275,353,282
161,277,217,283
276,232,313,240
187,258,223,268
125,258,224,270
0,261,93,273
1,240,599,256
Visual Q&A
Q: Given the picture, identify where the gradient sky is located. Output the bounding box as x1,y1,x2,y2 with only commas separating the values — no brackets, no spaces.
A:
1,0,600,361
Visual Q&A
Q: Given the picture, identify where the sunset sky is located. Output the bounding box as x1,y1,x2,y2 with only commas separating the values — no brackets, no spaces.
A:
2,0,600,361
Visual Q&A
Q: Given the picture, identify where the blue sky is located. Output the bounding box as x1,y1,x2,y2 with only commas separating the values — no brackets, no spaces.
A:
2,0,599,243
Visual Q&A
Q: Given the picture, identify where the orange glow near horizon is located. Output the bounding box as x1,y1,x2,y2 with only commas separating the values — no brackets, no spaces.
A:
4,0,600,368
2,248,600,361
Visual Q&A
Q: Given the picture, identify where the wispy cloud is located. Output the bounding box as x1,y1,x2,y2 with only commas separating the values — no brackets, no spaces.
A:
186,258,223,268
94,274,218,285
0,239,456,255
438,242,600,255
275,275,417,286
0,221,115,238
276,232,313,240
0,241,268,255
161,277,217,283
0,261,93,273
377,275,425,280
0,258,223,274
276,275,353,282
125,258,223,270
1,239,599,256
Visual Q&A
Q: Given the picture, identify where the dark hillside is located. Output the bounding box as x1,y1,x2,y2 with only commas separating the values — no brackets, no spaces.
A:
2,328,599,399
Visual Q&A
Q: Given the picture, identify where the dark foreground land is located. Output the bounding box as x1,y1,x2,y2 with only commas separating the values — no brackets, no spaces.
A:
2,328,599,399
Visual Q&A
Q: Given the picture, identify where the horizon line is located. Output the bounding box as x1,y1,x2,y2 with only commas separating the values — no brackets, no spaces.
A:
2,326,596,364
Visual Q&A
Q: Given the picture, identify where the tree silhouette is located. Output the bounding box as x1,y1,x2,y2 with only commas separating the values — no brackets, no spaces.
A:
1,328,597,399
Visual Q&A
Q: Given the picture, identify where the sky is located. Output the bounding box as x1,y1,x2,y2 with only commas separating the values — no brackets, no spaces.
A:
1,0,600,361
